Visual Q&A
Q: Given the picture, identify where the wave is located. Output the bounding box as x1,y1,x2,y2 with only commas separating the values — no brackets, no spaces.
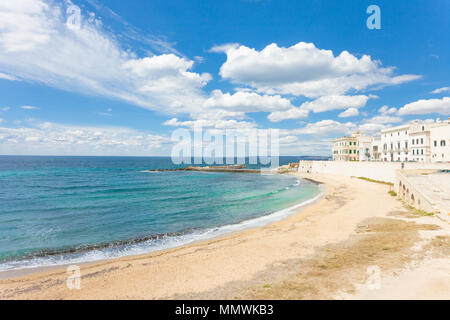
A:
0,182,322,273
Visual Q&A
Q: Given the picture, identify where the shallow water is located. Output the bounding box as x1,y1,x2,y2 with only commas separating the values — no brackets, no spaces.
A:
0,156,320,271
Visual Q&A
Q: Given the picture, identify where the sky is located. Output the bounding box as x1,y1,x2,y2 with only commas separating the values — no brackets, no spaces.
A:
0,0,449,156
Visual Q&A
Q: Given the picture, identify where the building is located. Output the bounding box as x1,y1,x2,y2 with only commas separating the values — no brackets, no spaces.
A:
430,118,450,163
358,136,374,161
409,121,431,163
332,118,449,163
371,137,382,161
380,124,411,162
332,132,360,161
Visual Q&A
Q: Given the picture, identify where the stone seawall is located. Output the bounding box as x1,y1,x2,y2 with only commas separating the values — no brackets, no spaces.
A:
298,161,450,183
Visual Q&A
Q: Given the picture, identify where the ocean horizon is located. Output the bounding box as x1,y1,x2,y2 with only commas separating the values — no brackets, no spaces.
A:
0,156,322,271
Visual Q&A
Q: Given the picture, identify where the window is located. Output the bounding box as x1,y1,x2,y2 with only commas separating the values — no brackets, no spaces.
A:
421,138,423,144
405,142,408,149
422,126,425,131
434,141,437,147
412,139,414,145
416,139,419,144
413,150,415,155
441,140,446,147
398,142,400,149
421,149,424,155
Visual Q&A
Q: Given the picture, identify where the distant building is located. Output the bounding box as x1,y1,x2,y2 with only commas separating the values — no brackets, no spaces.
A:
430,118,450,163
332,118,450,163
380,124,410,162
333,132,360,161
358,136,374,161
371,137,382,161
409,121,431,163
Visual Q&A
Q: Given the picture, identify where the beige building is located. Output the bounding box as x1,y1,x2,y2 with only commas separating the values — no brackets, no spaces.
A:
333,132,360,161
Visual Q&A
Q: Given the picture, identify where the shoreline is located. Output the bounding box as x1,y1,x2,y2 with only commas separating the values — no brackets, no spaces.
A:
0,172,448,299
0,174,323,280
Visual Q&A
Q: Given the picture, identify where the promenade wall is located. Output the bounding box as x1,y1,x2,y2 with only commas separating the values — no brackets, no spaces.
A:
298,161,450,183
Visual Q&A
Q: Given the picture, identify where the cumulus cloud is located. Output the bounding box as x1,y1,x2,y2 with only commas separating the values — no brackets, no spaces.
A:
397,97,450,115
213,42,421,98
300,95,370,113
0,0,210,114
0,121,171,156
338,108,359,118
203,90,294,112
268,108,309,122
431,87,450,94
287,120,355,135
378,105,397,115
163,118,257,130
268,94,371,122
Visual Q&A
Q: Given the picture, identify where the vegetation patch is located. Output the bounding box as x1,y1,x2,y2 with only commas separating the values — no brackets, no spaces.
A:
406,205,434,216
356,177,394,186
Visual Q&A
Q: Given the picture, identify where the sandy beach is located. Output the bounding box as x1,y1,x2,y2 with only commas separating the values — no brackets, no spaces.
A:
0,173,448,300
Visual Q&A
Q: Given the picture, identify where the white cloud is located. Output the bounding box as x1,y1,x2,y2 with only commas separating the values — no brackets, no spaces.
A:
0,0,211,114
203,90,294,112
397,97,450,115
287,120,355,135
338,108,359,118
0,118,4,123
0,107,10,111
300,95,370,113
431,87,450,94
378,105,397,115
0,72,17,80
268,108,309,122
213,42,421,98
20,105,39,110
0,121,171,156
163,118,256,130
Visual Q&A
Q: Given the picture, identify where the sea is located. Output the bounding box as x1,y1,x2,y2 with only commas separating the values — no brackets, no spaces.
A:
0,156,323,272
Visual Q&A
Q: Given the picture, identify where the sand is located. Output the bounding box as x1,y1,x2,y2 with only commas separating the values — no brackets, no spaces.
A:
0,173,448,300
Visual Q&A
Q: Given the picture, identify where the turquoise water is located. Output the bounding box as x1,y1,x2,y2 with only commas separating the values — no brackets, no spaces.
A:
0,156,320,271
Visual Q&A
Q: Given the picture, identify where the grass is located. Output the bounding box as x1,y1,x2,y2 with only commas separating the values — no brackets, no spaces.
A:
356,177,394,186
388,190,397,197
407,205,434,216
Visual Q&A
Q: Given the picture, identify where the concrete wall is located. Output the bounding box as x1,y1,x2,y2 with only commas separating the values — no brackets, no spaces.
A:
298,160,450,183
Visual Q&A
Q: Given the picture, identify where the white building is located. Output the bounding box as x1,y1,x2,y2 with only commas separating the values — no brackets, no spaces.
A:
371,137,382,161
430,118,450,163
358,136,374,161
409,121,431,163
380,124,411,162
333,118,449,163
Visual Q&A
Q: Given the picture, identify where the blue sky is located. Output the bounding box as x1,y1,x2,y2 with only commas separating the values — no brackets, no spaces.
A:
0,0,449,156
